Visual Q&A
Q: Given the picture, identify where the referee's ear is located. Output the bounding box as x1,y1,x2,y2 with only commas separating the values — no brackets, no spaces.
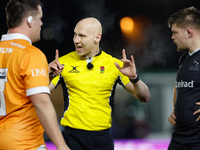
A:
94,34,101,44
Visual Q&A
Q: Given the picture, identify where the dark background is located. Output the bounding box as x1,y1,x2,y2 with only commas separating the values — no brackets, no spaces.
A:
1,0,200,70
1,0,200,140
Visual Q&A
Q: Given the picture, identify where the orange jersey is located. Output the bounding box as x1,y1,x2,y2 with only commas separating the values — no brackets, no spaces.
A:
0,33,50,150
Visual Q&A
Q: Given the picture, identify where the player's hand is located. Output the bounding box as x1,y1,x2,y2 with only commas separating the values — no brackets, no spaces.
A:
48,49,64,76
168,110,176,127
115,49,137,79
193,102,200,121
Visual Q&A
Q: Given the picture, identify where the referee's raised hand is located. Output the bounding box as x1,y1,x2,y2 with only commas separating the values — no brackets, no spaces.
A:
115,49,137,79
48,49,64,76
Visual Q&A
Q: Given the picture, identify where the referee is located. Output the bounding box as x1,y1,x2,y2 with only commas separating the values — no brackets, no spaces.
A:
50,17,150,150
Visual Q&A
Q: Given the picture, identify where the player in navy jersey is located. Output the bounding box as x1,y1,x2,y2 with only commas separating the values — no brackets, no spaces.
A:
168,6,200,150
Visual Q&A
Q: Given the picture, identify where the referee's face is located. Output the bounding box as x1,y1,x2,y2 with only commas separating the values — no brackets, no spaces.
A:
73,19,100,58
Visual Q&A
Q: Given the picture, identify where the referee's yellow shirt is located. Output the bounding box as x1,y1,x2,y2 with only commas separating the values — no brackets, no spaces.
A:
51,50,130,131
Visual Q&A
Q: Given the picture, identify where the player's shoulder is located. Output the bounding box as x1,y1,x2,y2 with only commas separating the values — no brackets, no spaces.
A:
25,44,43,54
178,52,188,67
20,45,46,62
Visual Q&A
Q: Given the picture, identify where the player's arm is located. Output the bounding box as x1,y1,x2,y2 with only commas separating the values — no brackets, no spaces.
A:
30,93,70,150
168,86,176,127
49,82,56,92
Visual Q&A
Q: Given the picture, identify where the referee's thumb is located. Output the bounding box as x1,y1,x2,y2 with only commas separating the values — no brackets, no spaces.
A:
114,62,121,70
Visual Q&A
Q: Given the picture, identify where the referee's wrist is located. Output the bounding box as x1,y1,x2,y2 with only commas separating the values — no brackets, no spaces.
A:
129,74,140,83
49,72,56,78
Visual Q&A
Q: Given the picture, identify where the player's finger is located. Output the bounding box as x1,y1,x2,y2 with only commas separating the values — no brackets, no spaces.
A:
171,113,176,120
196,102,200,105
193,109,200,115
196,116,200,121
168,116,176,126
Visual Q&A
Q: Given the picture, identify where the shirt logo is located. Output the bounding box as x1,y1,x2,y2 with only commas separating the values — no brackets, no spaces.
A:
100,66,105,74
175,80,194,88
69,66,80,73
189,60,199,71
31,69,47,77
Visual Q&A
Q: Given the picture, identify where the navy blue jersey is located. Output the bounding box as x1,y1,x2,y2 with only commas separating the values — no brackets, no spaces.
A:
172,51,200,146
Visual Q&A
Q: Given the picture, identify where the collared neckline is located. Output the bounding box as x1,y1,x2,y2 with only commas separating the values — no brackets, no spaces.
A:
84,48,102,59
85,48,102,64
95,48,102,57
1,33,32,44
189,48,200,56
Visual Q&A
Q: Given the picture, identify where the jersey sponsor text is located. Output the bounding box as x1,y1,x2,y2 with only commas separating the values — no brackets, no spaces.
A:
0,47,13,53
31,69,47,77
175,80,194,88
10,42,25,49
